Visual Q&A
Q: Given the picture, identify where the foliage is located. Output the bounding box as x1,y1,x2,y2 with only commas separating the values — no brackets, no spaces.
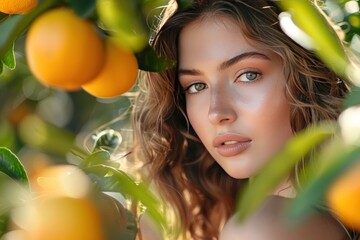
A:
0,133,167,239
0,0,360,238
236,0,360,230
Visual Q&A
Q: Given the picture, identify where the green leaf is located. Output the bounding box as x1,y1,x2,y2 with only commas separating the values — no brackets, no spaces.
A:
93,129,122,153
97,0,149,52
276,1,349,78
236,123,336,221
1,42,15,70
0,119,16,150
18,115,75,156
67,0,97,18
343,86,360,109
0,171,31,237
0,172,30,211
0,213,9,238
0,147,29,187
0,13,9,23
136,44,175,72
288,144,360,220
0,62,3,75
0,0,59,59
80,150,111,168
84,165,167,230
176,0,193,10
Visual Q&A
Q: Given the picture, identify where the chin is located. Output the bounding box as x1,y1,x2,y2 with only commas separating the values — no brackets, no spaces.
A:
224,168,252,180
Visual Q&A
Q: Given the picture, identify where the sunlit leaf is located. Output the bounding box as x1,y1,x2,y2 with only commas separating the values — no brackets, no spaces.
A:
66,0,97,18
0,147,29,186
136,44,176,72
0,0,59,59
1,42,15,70
288,144,360,220
79,150,121,169
97,0,149,52
93,129,122,153
276,1,349,77
141,0,170,25
18,115,75,156
236,123,336,221
84,165,167,230
0,171,31,237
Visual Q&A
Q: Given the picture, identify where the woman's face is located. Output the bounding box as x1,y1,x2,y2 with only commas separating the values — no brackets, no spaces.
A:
178,16,293,179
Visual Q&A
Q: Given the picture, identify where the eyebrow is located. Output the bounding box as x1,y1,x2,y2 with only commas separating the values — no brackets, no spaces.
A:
178,51,271,76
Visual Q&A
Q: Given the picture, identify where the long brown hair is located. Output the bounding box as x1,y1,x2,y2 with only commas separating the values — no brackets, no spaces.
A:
133,1,350,239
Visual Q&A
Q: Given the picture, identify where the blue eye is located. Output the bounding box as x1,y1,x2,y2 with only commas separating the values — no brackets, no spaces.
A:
237,71,261,82
184,82,207,94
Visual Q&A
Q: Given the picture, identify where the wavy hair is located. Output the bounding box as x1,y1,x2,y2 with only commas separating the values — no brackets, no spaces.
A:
132,0,350,239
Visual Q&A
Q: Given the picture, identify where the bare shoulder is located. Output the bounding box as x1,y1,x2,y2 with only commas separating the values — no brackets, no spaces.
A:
220,196,349,240
139,213,164,240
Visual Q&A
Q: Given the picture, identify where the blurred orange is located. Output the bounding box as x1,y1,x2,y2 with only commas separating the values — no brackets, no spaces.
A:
23,164,130,239
0,0,37,14
29,164,91,197
326,160,360,230
27,196,105,240
8,102,33,126
25,7,106,91
82,39,138,98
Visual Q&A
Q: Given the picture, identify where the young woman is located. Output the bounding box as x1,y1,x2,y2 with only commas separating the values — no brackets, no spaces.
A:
132,0,353,239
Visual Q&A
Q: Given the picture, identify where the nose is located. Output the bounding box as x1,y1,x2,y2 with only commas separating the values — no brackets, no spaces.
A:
208,86,237,125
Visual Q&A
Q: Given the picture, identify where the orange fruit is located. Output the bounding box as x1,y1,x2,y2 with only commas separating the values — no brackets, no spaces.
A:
82,39,138,98
326,160,360,230
30,164,91,198
0,0,37,14
25,8,106,91
27,196,105,240
9,163,131,239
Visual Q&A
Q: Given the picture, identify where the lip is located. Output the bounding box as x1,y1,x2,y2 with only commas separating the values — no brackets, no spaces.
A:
213,134,252,157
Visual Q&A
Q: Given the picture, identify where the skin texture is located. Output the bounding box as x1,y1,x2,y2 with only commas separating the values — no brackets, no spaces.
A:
178,16,293,179
220,196,348,240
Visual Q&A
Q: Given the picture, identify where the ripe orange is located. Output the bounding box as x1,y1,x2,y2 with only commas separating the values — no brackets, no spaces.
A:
30,164,91,198
82,39,138,98
25,8,106,91
0,0,37,14
326,160,360,230
27,196,105,240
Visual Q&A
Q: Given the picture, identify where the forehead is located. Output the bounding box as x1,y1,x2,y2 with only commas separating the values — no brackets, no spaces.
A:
178,15,268,67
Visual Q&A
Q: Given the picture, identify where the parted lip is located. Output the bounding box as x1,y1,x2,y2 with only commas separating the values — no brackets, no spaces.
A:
213,133,252,147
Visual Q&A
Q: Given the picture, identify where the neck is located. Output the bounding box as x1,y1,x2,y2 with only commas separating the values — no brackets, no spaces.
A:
271,178,296,198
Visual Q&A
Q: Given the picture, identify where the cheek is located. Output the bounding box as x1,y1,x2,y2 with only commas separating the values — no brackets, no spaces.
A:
186,97,208,135
256,94,293,152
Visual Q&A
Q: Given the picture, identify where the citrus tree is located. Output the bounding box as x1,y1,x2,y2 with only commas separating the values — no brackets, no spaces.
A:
0,0,360,239
0,0,178,239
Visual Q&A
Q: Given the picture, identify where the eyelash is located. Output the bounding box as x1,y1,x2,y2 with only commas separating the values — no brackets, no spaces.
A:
183,82,207,94
182,70,262,94
235,70,262,83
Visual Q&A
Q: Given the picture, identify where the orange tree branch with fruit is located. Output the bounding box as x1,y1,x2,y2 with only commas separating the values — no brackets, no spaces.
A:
1,0,360,239
0,0,181,239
